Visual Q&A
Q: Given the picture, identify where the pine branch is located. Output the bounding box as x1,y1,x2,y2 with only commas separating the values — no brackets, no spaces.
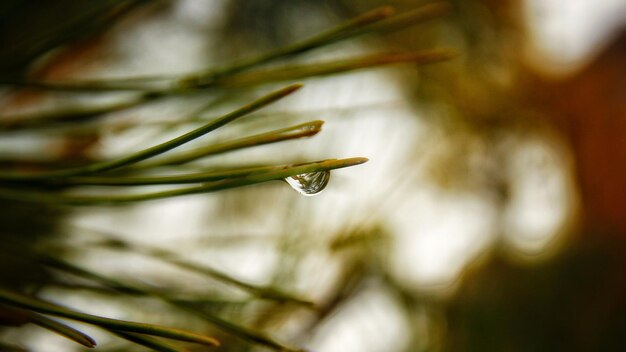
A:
0,289,220,347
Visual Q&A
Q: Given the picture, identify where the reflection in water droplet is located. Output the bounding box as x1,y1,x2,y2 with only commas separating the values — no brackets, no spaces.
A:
284,171,330,196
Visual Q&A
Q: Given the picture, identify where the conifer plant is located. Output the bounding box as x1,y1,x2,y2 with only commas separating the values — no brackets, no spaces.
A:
0,2,452,350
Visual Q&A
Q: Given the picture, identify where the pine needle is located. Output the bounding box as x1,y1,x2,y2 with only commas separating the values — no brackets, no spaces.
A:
28,312,97,348
0,289,220,347
0,84,302,181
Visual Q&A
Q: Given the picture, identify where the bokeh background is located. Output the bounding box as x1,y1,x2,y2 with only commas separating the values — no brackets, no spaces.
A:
1,0,625,351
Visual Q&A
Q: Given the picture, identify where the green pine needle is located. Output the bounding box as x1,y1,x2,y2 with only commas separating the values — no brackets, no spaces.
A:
0,289,220,347
28,312,97,348
0,84,302,181
110,331,189,352
0,158,367,205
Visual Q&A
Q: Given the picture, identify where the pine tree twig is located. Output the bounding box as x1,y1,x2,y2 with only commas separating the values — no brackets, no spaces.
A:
0,158,367,205
39,256,145,296
0,289,220,347
96,238,314,306
357,2,451,35
136,120,324,169
0,97,145,132
0,3,450,93
98,100,398,133
0,6,394,92
0,84,302,181
27,312,97,348
110,331,188,352
174,2,451,90
32,256,307,352
170,299,307,352
43,244,312,307
61,156,346,187
216,49,457,87
178,6,396,89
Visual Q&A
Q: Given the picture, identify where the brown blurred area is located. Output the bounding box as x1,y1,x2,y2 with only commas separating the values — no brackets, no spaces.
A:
330,0,626,349
478,23,626,352
412,0,626,350
259,0,626,348
527,29,626,239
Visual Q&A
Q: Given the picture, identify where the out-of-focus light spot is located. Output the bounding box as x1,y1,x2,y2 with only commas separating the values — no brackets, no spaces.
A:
308,286,411,352
524,0,626,73
389,188,498,291
501,136,576,256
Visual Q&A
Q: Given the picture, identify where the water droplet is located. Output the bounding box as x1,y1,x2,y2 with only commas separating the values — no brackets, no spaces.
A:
284,171,330,196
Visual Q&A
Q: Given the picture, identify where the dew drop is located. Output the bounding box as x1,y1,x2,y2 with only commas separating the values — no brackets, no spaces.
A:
284,171,330,196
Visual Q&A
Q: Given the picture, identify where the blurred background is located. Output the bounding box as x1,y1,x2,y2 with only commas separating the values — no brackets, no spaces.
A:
1,0,625,351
